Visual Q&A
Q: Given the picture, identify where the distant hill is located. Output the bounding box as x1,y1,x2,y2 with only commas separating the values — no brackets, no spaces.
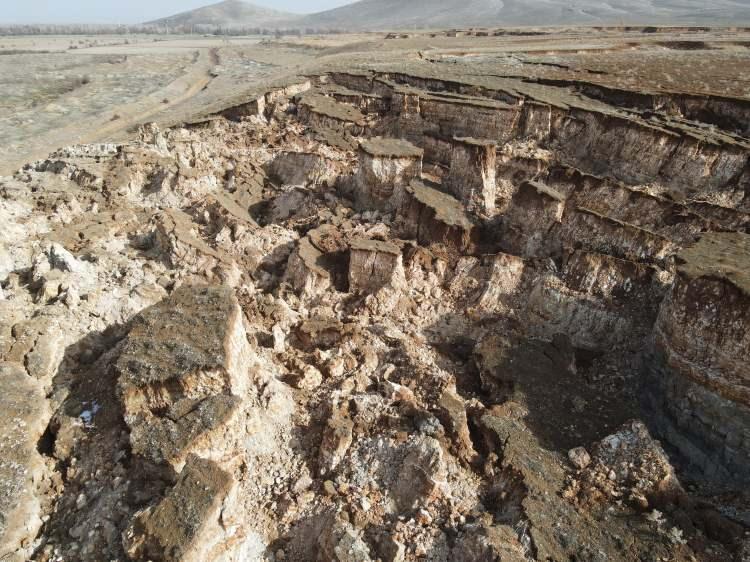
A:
303,0,750,29
303,0,504,29
147,0,750,30
146,0,297,28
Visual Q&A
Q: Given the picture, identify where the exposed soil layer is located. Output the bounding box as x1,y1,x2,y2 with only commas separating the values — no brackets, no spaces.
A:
1,28,750,562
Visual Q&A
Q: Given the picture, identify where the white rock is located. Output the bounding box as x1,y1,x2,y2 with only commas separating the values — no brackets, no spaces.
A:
273,324,287,353
568,447,591,470
62,285,80,308
0,242,12,280
48,243,82,274
296,365,323,390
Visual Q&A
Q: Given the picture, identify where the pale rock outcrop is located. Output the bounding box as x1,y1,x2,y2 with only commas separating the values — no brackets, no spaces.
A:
138,122,170,156
556,207,676,268
444,137,497,215
47,242,83,274
474,252,526,313
267,151,340,187
200,190,258,233
354,137,423,211
502,180,566,258
562,250,658,303
525,274,635,350
123,455,238,562
0,362,51,562
117,286,254,473
3,317,65,390
151,209,241,286
398,180,478,254
348,237,405,294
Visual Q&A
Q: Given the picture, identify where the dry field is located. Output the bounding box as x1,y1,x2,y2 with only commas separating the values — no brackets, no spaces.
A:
0,34,302,174
4,28,750,175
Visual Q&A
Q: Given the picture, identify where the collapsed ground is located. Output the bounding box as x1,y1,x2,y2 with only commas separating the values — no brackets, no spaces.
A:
1,45,750,562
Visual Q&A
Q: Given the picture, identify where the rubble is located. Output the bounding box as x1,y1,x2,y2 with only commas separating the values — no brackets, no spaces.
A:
0,45,748,562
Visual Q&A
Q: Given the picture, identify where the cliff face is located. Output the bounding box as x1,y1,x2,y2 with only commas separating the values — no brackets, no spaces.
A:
645,233,750,484
323,66,750,492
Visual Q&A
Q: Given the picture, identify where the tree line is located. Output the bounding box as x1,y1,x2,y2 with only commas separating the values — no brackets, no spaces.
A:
0,24,351,36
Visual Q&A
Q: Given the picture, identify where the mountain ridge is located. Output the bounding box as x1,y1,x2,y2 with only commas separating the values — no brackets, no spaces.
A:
146,0,750,29
146,0,296,27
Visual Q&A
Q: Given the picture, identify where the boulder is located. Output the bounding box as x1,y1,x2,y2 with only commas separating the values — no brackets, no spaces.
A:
573,420,684,509
284,236,332,297
317,518,373,562
451,522,527,562
267,151,340,187
398,180,478,254
319,404,354,476
123,455,237,562
117,286,253,473
348,237,405,294
393,437,446,512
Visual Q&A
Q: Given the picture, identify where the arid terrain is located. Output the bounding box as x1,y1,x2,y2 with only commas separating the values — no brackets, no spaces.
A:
1,25,750,562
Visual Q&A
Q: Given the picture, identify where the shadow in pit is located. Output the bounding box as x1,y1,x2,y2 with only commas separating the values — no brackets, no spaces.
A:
423,311,641,455
423,312,748,558
33,322,167,560
254,240,297,282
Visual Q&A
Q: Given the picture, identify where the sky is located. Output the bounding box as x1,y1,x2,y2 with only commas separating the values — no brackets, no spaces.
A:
0,0,355,24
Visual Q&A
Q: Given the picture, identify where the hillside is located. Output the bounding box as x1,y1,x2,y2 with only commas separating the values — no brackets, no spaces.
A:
147,0,750,30
304,0,750,29
146,0,297,28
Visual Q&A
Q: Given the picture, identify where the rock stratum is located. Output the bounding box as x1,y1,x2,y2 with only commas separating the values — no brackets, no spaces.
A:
1,32,750,562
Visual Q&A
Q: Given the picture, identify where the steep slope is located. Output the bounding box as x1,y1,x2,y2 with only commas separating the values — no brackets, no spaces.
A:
303,0,750,29
146,0,750,30
303,0,505,30
147,0,297,27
